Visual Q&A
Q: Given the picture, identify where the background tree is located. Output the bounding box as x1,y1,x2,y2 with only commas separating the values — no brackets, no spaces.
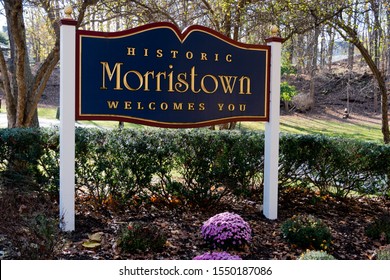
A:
0,0,96,128
268,0,389,143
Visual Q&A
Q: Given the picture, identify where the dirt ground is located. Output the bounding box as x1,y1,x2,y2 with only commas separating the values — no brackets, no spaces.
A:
1,185,389,260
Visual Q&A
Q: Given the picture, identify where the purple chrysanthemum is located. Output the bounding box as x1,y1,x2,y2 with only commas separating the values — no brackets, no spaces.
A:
193,251,242,260
201,212,252,249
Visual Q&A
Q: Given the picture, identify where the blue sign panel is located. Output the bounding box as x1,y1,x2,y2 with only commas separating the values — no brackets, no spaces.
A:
76,22,270,128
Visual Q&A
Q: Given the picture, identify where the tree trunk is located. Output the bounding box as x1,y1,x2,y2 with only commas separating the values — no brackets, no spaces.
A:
3,0,37,128
333,20,389,143
347,38,354,71
289,36,294,66
327,26,335,72
309,26,320,103
296,34,305,73
371,0,381,112
387,5,390,85
320,28,326,69
0,0,95,128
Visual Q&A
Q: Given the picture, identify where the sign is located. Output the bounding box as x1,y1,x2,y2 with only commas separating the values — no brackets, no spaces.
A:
76,22,270,127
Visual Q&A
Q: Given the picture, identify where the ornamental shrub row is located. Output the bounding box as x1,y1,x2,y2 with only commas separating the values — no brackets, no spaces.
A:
0,128,389,207
279,133,390,197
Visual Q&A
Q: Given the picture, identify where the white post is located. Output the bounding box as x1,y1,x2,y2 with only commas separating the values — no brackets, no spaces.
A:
263,27,282,220
59,7,77,231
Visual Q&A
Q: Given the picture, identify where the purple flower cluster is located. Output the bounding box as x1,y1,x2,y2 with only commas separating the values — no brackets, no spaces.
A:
201,212,252,249
193,252,242,260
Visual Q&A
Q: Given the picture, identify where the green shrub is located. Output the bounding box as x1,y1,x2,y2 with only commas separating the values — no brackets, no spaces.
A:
1,128,390,209
279,134,390,198
281,63,297,75
281,214,332,250
299,250,336,260
36,129,60,194
280,81,298,102
9,213,60,259
0,128,45,190
366,214,390,243
216,131,264,197
174,129,229,208
118,222,167,253
28,213,59,259
74,128,111,205
376,245,390,260
104,129,163,205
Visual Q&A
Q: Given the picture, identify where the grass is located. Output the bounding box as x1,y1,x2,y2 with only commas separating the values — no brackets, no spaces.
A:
240,115,382,143
0,106,383,142
37,107,57,119
38,107,142,129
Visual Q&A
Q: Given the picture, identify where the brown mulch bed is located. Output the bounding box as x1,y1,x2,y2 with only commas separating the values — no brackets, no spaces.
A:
66,188,389,260
2,185,387,260
65,188,390,260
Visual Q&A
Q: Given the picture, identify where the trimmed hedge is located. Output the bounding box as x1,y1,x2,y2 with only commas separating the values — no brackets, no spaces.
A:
0,128,389,207
279,134,390,197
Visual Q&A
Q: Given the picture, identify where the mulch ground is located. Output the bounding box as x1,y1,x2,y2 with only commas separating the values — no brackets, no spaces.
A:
49,187,390,260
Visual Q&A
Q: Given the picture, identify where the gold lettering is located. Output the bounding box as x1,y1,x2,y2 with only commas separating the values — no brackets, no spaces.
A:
137,102,144,110
100,62,123,90
214,53,219,62
175,73,189,93
155,71,166,91
199,103,205,111
228,104,235,111
156,49,163,58
149,102,156,110
217,103,224,111
168,65,174,92
226,54,232,62
144,48,149,56
201,74,218,94
219,75,237,93
186,51,193,59
123,70,143,91
173,102,183,110
188,103,195,110
124,101,132,110
190,66,201,93
239,76,252,94
143,71,154,91
127,47,136,56
101,61,251,95
239,104,246,112
171,50,179,58
160,102,169,110
107,100,119,109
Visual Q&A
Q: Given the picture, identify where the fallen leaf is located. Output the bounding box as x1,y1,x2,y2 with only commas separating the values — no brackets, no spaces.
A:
82,241,101,249
88,232,104,242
